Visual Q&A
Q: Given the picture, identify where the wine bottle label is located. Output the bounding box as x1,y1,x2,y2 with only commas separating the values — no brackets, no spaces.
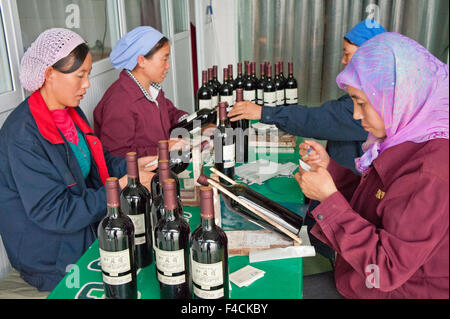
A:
157,272,186,285
264,92,277,107
243,90,256,103
211,95,219,109
99,248,132,285
285,88,298,104
223,144,235,168
194,286,224,299
186,111,198,122
199,99,212,110
220,95,234,108
257,89,264,104
128,214,146,245
154,247,185,275
191,259,224,289
277,90,285,106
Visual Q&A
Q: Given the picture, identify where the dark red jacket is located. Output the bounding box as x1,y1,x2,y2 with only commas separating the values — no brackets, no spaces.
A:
94,70,188,158
311,139,449,299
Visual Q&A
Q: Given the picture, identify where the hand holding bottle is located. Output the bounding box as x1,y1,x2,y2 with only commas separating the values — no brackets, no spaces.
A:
228,101,262,121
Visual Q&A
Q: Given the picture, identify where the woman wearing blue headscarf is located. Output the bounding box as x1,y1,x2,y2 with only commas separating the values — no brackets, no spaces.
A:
94,26,188,158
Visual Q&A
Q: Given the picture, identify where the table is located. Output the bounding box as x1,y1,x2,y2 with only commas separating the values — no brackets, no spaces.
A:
47,137,305,299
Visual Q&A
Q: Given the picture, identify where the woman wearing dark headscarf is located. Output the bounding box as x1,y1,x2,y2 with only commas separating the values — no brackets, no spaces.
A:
295,32,449,298
94,26,188,158
0,29,156,292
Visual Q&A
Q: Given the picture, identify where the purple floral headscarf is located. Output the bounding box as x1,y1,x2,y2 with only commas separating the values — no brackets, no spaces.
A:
336,32,449,173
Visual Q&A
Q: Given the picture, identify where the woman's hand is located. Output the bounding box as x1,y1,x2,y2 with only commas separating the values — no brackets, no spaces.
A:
299,140,331,169
294,166,338,202
228,101,262,121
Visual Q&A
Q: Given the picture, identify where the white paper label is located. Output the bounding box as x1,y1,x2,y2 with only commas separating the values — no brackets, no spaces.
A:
276,90,285,106
199,99,212,110
154,247,185,275
220,95,234,108
102,273,132,285
211,95,219,108
243,90,256,103
223,144,235,168
157,272,186,285
99,248,131,276
285,88,298,104
257,89,264,104
264,92,277,107
193,286,224,299
191,259,224,289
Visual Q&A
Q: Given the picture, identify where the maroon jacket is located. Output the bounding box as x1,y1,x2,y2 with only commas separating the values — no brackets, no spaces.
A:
311,139,449,299
94,70,187,157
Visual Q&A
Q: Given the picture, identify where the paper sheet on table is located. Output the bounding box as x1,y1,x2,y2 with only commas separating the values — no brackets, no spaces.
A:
235,159,298,185
249,226,316,263
226,230,293,250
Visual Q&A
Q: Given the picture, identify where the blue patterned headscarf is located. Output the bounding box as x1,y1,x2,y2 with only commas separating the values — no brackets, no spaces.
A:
345,20,387,47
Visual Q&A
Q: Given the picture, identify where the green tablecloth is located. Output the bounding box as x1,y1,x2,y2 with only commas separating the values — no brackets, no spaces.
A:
48,136,305,299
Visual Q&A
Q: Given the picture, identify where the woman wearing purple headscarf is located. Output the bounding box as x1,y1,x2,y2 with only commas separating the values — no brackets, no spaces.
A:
295,32,449,299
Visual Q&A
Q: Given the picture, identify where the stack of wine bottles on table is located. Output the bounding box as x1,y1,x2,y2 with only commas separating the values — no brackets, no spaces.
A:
97,141,229,299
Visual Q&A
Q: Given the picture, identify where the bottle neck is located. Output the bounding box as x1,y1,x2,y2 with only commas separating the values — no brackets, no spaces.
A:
201,217,215,231
164,207,176,221
127,175,140,187
107,206,121,218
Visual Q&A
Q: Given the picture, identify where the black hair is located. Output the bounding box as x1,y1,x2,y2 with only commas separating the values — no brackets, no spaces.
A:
52,43,90,74
144,37,170,59
344,37,358,47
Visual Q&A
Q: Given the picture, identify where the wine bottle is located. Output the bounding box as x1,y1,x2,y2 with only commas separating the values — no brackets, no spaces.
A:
243,62,256,104
233,89,249,163
120,152,153,269
154,179,191,299
275,63,285,107
170,108,217,134
256,63,266,106
191,187,229,299
98,177,137,299
285,62,298,105
197,175,303,241
234,62,245,91
278,61,286,87
169,140,210,174
263,64,277,107
250,62,258,84
219,68,233,110
212,65,221,91
150,141,181,202
197,70,212,111
213,102,235,185
207,68,219,109
227,64,236,108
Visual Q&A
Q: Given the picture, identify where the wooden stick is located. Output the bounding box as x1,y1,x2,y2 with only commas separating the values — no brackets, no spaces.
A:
205,177,302,244
209,167,237,185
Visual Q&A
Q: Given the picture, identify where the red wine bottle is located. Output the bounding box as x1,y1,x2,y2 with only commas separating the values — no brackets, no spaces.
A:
207,68,219,109
219,68,234,110
154,179,191,299
243,62,256,103
191,187,229,299
285,62,298,105
263,64,277,107
170,107,217,134
275,63,285,106
150,141,180,202
213,102,235,185
257,63,266,106
120,152,153,269
278,61,287,87
250,62,258,85
233,89,249,163
197,175,303,241
234,62,245,90
197,70,212,111
98,177,137,299
212,65,221,91
169,140,210,175
227,64,236,108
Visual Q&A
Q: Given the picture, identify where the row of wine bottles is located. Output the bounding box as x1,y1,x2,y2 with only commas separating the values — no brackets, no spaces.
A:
97,143,229,299
197,61,298,111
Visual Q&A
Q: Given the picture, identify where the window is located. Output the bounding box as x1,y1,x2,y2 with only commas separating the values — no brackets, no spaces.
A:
123,0,163,33
16,0,120,63
0,10,12,94
172,0,189,34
